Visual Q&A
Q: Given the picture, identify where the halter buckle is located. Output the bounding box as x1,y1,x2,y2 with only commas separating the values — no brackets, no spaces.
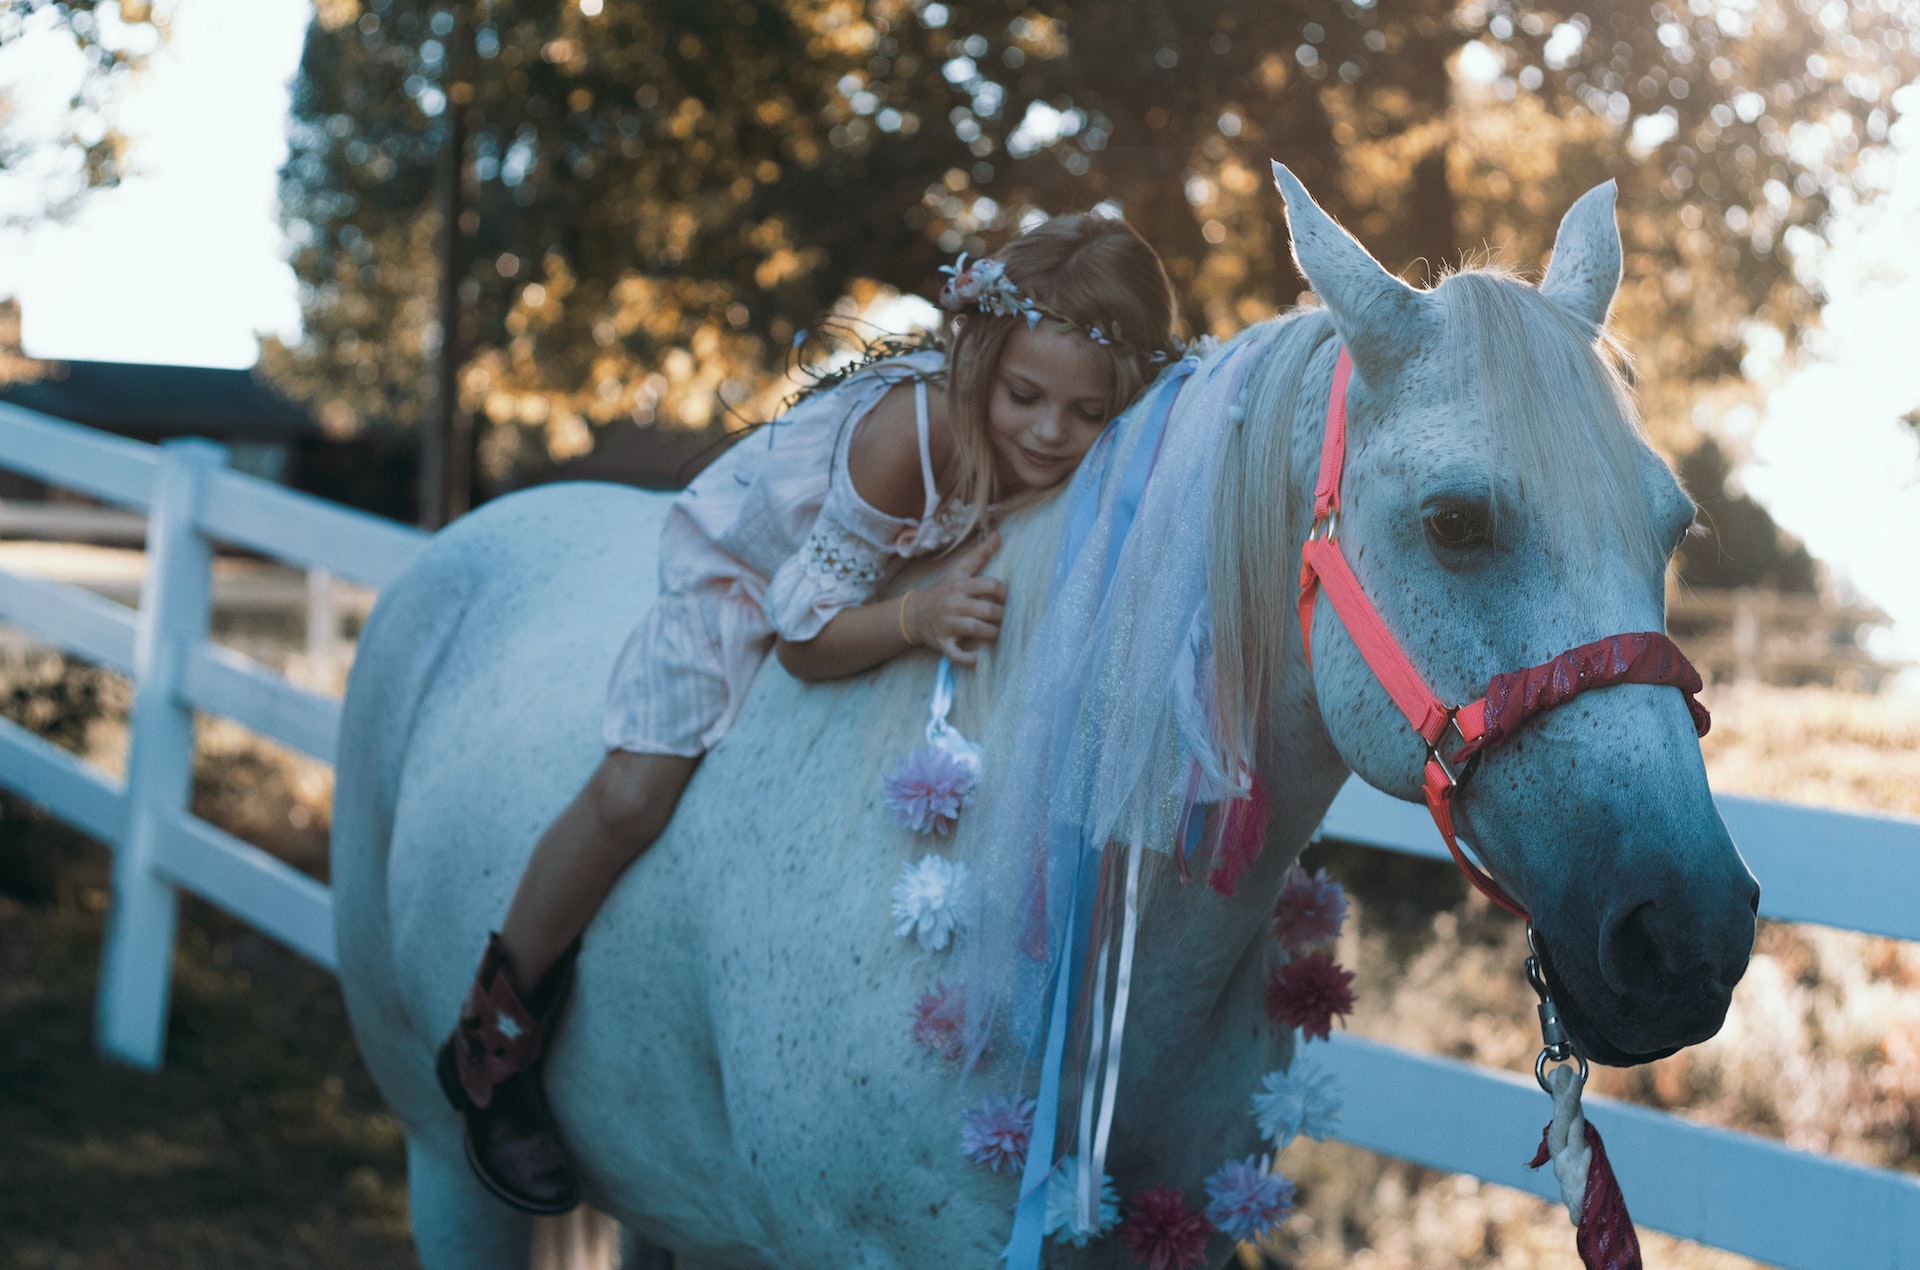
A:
1307,511,1339,542
1425,710,1482,795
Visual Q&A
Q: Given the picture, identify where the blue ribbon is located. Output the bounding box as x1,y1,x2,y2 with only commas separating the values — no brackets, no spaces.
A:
1003,355,1198,1265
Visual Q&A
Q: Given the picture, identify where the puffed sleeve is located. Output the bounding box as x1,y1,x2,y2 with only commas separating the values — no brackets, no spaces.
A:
764,483,902,642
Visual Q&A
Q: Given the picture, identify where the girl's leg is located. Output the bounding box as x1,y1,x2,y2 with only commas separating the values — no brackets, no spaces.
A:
497,750,698,987
438,749,697,1214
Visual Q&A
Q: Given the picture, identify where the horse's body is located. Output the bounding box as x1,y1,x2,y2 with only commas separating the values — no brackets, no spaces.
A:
333,175,1756,1268
335,477,1296,1267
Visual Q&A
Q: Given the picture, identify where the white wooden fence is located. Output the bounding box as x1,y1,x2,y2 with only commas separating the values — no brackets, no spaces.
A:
0,402,421,1064
2,402,1918,1267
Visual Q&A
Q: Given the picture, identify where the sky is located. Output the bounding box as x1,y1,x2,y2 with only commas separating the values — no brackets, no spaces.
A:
0,0,310,367
1734,104,1920,685
0,0,1917,682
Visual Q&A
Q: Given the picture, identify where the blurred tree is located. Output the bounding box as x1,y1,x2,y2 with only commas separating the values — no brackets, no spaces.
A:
0,298,49,385
0,0,165,228
263,0,1920,508
266,0,978,515
1450,0,1920,443
1673,436,1816,592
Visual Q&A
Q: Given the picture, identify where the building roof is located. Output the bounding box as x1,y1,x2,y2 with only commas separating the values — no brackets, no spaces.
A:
534,419,731,492
0,360,320,443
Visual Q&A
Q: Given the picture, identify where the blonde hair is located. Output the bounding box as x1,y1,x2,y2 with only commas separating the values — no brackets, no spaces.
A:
944,214,1177,534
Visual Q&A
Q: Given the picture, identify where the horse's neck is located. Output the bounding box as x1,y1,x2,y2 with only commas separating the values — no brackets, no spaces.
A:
1261,330,1355,822
1129,336,1354,1033
1140,725,1349,1022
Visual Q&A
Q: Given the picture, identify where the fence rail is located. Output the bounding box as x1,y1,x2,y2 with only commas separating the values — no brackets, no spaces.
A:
0,411,427,1061
1,402,1918,1266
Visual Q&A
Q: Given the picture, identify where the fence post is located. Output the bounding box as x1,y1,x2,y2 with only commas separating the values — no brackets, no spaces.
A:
96,437,227,1068
1732,588,1758,685
305,565,337,684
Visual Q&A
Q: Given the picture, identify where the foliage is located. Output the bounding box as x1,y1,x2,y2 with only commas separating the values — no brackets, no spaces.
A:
264,0,1920,490
0,297,49,387
0,0,166,226
1674,435,1817,592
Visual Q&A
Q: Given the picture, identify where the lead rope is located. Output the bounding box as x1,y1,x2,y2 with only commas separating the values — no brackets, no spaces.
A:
1526,926,1643,1269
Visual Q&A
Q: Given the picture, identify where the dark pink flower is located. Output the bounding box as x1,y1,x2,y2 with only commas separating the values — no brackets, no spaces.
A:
959,1093,1033,1174
1119,1185,1211,1269
910,982,967,1062
1271,865,1349,954
1264,951,1356,1042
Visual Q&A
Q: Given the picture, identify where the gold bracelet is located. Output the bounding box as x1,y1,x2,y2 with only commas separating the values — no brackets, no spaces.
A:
899,591,915,646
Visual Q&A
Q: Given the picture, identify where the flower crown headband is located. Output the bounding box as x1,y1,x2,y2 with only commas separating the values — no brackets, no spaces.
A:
937,252,1182,366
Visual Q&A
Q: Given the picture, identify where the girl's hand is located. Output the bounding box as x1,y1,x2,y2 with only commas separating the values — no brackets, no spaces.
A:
904,532,1006,666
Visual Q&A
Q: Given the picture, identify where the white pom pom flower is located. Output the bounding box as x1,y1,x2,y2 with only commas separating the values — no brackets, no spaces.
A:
890,854,969,953
1044,1156,1119,1247
1251,1058,1343,1150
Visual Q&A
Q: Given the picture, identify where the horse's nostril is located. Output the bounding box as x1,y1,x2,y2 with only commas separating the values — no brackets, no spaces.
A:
1598,901,1670,998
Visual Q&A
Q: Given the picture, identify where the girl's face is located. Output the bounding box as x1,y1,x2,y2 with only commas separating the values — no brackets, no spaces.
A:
986,324,1114,494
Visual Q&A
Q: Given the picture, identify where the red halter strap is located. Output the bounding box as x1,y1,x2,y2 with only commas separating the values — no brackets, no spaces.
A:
1298,347,1711,921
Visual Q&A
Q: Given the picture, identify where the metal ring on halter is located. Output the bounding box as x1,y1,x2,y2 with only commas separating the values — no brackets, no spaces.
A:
1307,511,1339,542
1536,1048,1590,1095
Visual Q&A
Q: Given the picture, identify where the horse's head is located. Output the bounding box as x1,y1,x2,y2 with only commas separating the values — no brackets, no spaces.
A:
1270,167,1757,1065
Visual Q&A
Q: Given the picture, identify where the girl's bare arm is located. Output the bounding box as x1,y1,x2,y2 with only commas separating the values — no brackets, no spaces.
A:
774,533,1003,681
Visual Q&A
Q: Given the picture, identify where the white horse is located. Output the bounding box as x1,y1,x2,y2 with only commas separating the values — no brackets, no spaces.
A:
332,172,1756,1268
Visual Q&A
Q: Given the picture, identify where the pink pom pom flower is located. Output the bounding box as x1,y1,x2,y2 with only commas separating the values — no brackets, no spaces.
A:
910,982,968,1062
959,1093,1034,1174
1202,1154,1296,1242
1271,865,1349,954
881,744,976,836
1264,950,1356,1042
1119,1185,1211,1270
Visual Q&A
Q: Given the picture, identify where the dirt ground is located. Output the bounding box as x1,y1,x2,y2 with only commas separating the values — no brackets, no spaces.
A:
3,653,1918,1269
0,653,410,1269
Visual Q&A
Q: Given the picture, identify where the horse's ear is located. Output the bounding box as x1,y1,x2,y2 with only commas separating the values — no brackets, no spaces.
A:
1271,161,1438,385
1540,180,1622,335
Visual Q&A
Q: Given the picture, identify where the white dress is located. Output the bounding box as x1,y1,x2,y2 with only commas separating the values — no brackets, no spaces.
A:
602,349,967,756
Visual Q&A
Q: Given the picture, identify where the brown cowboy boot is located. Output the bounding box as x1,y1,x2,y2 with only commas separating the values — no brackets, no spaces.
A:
435,933,582,1214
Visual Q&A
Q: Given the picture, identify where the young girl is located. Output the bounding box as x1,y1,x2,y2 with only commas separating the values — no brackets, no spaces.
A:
436,213,1181,1213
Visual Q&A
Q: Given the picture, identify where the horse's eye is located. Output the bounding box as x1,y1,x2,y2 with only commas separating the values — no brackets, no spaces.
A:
1424,503,1491,549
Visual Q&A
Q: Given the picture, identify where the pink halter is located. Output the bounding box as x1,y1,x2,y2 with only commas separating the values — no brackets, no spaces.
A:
1297,348,1710,920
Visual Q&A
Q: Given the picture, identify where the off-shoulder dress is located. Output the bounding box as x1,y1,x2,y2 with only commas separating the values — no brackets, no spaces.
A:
602,348,968,756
